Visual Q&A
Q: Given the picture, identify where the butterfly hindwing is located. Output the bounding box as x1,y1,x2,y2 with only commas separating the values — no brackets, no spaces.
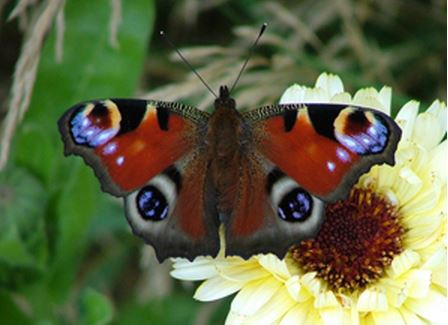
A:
223,153,325,259
124,153,220,261
244,103,402,202
58,99,209,196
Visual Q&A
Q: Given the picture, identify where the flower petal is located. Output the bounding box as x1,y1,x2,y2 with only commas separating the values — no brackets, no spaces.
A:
422,244,447,289
230,276,282,316
357,288,388,312
412,106,446,150
319,307,345,325
244,288,296,324
315,73,344,97
399,307,427,325
429,140,447,180
406,270,431,299
218,259,271,282
330,92,352,104
371,307,406,325
405,290,448,324
388,250,420,279
378,86,392,115
170,258,218,280
194,276,244,301
279,302,318,325
352,88,383,109
395,100,419,142
427,100,447,135
257,254,291,280
279,84,306,104
314,290,340,308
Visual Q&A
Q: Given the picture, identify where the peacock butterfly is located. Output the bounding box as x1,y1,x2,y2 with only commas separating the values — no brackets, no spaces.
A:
58,27,402,262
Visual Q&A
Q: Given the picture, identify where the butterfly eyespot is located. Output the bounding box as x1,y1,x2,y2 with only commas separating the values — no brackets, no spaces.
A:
136,185,169,221
277,188,313,222
334,108,389,155
69,101,121,147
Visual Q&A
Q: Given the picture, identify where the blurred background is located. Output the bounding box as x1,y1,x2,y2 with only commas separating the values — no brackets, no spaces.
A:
0,0,446,324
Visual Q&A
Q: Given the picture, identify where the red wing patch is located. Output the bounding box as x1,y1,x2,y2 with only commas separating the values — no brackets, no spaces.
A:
257,109,360,200
175,156,213,239
95,108,191,192
58,99,203,196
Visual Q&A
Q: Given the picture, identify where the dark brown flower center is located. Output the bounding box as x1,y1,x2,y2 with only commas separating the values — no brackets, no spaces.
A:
291,188,404,291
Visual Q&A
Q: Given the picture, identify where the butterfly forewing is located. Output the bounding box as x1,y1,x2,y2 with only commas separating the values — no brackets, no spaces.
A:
58,99,208,196
244,103,401,202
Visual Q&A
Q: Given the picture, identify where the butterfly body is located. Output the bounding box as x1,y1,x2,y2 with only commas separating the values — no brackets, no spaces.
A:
59,84,401,261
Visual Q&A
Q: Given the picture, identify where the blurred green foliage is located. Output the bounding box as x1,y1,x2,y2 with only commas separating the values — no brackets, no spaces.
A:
0,0,445,324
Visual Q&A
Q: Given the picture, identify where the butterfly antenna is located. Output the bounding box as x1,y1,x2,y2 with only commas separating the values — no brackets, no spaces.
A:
160,30,218,98
229,22,267,94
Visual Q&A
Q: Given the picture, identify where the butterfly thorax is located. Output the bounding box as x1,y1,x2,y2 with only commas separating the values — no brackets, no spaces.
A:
207,86,243,214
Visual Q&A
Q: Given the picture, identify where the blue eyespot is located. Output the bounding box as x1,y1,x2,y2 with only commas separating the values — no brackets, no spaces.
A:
136,185,169,221
277,188,313,222
70,105,119,147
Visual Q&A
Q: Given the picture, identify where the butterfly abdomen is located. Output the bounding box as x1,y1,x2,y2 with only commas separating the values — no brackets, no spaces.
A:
207,100,245,214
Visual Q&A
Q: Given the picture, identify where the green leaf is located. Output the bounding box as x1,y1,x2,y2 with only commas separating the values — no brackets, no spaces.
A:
9,0,154,303
80,288,114,325
114,294,201,325
0,166,47,288
0,290,32,325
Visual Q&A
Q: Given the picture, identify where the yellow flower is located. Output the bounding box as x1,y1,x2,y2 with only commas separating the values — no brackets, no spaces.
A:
171,73,447,325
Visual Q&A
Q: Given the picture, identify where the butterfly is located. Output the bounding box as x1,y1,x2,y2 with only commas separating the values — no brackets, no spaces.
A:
58,83,402,262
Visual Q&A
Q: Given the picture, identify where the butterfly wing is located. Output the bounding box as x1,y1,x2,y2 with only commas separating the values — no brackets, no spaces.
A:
223,103,401,259
124,153,220,261
222,152,325,259
59,99,219,260
244,103,402,202
58,99,208,196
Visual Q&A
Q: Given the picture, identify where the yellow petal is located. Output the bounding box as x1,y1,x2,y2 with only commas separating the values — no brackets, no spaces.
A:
319,307,345,325
170,258,218,280
301,272,321,296
383,278,409,307
230,277,282,316
245,289,296,324
194,276,244,301
400,178,442,217
331,92,352,104
285,275,303,302
399,307,427,325
371,307,406,325
225,311,246,325
314,290,340,309
413,110,445,150
422,245,447,289
279,84,306,104
429,140,447,180
395,100,419,142
352,88,383,109
378,86,392,115
304,87,330,102
218,260,270,282
357,288,388,312
388,250,420,279
427,100,447,135
257,254,291,280
405,290,447,324
406,270,431,299
315,73,344,97
279,302,315,325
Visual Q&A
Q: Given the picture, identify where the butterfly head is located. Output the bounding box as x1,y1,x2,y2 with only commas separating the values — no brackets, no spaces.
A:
214,85,236,111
